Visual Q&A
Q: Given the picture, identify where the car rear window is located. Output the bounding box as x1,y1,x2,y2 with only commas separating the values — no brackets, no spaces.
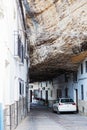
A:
61,99,74,103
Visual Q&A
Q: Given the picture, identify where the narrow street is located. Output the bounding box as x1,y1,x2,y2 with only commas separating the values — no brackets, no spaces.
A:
15,103,87,130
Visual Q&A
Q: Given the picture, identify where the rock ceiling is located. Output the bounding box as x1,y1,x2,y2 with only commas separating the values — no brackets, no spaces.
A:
26,0,87,82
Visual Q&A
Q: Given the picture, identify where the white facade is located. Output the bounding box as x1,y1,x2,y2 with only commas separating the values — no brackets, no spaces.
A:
37,75,76,101
38,81,53,100
77,58,87,115
35,57,87,115
0,0,29,130
29,82,39,103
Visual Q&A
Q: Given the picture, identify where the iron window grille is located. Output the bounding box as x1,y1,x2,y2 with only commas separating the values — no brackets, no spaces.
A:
14,33,24,64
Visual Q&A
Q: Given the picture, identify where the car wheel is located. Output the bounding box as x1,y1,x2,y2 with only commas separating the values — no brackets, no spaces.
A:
57,108,60,114
73,111,77,114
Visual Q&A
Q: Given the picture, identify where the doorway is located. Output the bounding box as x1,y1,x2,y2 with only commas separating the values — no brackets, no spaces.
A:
75,89,78,112
45,91,48,105
57,89,62,98
30,90,32,103
41,90,42,99
65,87,68,97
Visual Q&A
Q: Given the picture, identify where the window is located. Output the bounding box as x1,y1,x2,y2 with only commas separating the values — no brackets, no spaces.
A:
46,82,48,87
24,42,29,60
65,74,68,82
81,85,84,100
50,90,53,97
81,63,83,74
85,61,87,73
18,36,21,58
41,82,42,87
73,71,77,82
41,90,42,99
34,90,38,98
42,87,45,90
65,87,68,97
21,44,24,63
49,81,51,84
19,81,24,96
57,89,62,98
14,34,24,63
19,82,22,95
52,80,53,86
29,85,33,89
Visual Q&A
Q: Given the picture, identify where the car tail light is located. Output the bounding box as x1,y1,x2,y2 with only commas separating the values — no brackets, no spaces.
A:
59,103,63,105
72,103,76,105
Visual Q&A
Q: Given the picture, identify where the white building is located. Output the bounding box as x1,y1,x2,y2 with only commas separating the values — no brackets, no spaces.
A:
77,57,87,115
0,0,29,130
36,57,87,115
29,82,39,103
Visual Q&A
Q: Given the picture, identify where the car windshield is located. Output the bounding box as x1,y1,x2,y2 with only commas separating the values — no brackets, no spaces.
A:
61,98,74,103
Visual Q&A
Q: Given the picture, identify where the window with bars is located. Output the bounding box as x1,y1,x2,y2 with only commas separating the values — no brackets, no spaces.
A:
14,34,24,63
73,71,77,82
19,81,24,96
18,36,24,63
85,61,87,73
50,90,53,97
65,87,68,97
18,36,21,58
57,89,62,98
65,74,68,82
81,85,84,100
81,63,83,74
21,44,24,63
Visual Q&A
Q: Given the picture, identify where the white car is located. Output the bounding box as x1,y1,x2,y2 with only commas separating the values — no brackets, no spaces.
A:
52,98,77,113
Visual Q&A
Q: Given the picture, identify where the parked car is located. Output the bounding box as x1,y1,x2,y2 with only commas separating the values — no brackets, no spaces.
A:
52,98,77,113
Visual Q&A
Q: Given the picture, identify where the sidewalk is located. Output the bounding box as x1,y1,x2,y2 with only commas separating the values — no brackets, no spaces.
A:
15,116,29,130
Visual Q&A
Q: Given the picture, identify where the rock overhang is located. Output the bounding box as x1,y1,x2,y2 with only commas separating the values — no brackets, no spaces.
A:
25,0,87,82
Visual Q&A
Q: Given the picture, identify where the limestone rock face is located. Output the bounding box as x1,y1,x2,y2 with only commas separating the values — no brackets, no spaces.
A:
26,0,87,82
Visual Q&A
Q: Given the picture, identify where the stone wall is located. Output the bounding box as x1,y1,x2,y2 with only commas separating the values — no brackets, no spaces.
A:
78,100,87,116
4,98,27,130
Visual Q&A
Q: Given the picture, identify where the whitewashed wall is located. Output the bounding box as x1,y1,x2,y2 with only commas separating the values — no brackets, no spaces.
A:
35,73,77,102
78,58,87,101
0,0,28,107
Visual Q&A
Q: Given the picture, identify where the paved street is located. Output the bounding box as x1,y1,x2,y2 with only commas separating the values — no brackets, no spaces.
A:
15,104,87,130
